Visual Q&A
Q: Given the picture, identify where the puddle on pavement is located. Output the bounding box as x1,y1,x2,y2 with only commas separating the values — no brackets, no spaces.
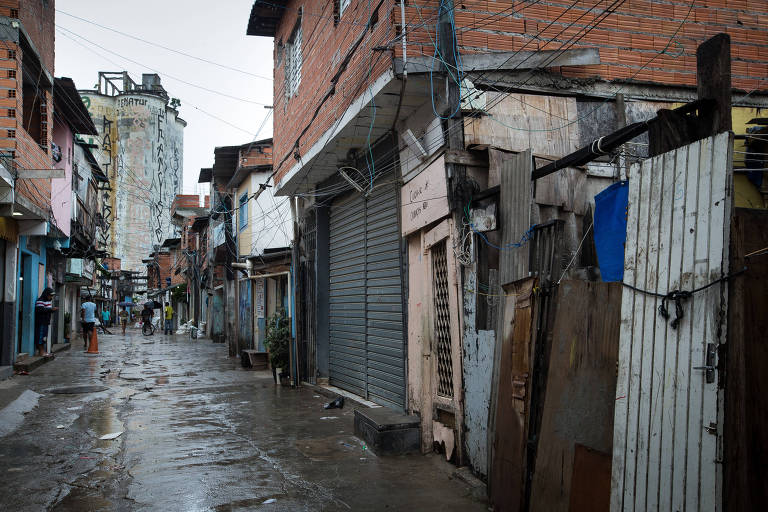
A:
214,497,282,511
49,385,109,394
75,398,124,440
154,375,169,385
51,487,113,512
295,435,369,461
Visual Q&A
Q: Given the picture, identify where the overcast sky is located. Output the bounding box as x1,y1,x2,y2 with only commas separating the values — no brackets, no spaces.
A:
54,0,274,196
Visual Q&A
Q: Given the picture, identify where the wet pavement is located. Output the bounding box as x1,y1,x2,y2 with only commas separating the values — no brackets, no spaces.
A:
0,331,487,511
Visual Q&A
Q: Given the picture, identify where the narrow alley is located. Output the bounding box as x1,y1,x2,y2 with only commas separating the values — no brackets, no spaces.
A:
0,332,486,511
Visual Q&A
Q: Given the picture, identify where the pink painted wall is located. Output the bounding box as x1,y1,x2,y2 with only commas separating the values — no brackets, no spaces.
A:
51,118,73,237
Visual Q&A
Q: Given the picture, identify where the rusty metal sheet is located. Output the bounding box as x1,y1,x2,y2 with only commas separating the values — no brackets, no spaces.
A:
498,150,533,286
490,277,536,511
528,280,622,512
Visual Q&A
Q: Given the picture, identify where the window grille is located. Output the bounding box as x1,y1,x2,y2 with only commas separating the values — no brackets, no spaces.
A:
7,108,14,118
432,241,453,397
8,69,15,79
7,129,14,138
8,49,16,59
10,8,18,18
8,89,15,98
285,21,302,98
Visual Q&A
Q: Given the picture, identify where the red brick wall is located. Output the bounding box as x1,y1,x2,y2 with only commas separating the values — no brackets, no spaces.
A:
272,0,394,183
18,0,55,75
404,0,768,91
271,0,768,182
171,194,200,211
0,1,55,214
240,144,272,168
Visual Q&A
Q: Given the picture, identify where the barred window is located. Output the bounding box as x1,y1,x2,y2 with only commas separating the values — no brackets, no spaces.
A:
285,17,302,99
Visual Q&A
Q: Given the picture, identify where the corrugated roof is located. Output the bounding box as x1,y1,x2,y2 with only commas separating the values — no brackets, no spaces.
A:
54,77,99,135
198,168,213,183
246,1,287,38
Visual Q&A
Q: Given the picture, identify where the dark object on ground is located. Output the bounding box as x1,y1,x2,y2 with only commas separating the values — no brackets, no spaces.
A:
241,350,268,370
354,408,420,455
324,396,344,410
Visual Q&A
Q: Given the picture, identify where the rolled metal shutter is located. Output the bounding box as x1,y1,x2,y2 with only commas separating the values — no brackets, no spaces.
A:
328,182,405,409
364,181,405,408
329,192,367,397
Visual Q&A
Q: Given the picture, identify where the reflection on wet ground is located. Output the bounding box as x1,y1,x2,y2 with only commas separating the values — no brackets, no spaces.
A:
0,331,486,511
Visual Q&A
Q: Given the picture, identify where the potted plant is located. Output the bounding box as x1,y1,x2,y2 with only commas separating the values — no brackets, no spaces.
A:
264,309,290,385
63,312,71,341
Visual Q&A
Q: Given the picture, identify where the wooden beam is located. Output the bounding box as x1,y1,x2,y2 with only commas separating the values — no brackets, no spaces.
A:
697,33,732,135
394,48,601,75
444,149,489,167
17,169,66,179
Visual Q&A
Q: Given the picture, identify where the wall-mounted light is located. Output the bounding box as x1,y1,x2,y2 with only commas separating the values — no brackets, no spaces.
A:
12,211,22,216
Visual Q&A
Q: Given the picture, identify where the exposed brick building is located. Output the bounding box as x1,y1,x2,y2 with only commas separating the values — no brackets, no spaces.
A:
247,1,768,506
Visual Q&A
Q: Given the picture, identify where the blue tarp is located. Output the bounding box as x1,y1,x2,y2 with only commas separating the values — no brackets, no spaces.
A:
594,181,629,282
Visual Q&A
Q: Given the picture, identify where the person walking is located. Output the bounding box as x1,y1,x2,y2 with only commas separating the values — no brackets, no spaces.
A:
102,308,110,328
119,307,129,335
163,302,174,335
34,288,57,357
81,297,97,350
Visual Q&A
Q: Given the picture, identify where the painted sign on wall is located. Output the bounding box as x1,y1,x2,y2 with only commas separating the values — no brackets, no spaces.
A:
254,278,265,318
401,155,450,236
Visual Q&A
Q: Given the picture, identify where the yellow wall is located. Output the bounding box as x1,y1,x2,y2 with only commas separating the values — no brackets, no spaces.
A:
732,106,766,209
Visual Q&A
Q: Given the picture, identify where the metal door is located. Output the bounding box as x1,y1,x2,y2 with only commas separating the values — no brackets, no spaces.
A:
612,133,732,511
328,183,405,408
364,180,405,408
329,191,367,397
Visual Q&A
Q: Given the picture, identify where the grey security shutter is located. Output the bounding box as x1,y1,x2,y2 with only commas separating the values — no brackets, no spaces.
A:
328,181,405,409
364,181,405,408
329,192,367,397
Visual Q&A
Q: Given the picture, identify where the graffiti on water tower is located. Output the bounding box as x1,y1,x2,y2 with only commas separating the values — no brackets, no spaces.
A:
81,90,185,271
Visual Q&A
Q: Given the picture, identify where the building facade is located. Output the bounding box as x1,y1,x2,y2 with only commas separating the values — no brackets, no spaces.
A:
247,0,768,505
80,72,186,272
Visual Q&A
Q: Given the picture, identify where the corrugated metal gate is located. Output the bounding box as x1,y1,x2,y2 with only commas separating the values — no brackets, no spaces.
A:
329,182,405,409
612,133,732,512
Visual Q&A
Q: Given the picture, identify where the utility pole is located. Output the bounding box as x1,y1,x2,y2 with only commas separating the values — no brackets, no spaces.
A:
438,0,466,467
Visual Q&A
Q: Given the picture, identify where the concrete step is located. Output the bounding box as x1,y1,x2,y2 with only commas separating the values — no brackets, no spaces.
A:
0,366,13,380
241,350,268,370
16,353,29,362
13,354,54,372
354,407,420,456
51,343,71,354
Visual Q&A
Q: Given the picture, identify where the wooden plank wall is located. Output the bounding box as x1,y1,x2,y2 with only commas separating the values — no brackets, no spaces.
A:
489,277,536,512
611,132,732,512
528,280,622,512
725,208,768,512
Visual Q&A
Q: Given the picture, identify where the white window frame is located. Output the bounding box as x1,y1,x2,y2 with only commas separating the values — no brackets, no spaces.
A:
339,0,351,18
285,21,302,99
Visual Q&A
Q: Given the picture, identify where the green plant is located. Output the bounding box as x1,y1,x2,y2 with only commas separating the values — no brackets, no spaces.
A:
264,309,290,371
171,283,187,303
64,312,72,339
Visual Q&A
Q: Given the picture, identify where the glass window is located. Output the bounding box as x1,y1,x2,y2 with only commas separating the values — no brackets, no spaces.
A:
239,193,248,231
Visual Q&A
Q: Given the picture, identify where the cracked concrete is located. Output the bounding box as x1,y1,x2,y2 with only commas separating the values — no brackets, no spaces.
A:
0,330,487,511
